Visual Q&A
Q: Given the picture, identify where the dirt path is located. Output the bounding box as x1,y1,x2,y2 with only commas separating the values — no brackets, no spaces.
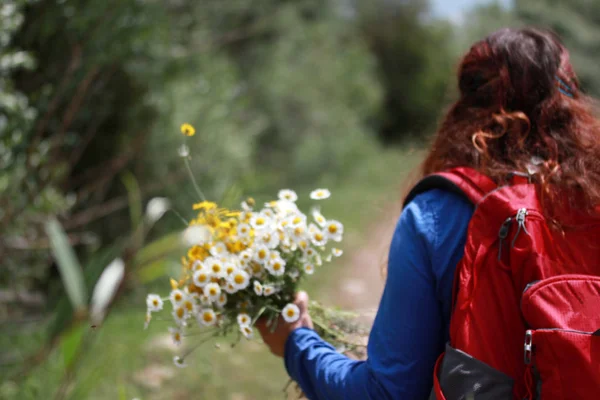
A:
333,202,402,326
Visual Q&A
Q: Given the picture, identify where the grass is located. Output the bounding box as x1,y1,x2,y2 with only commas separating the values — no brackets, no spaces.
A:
1,146,423,400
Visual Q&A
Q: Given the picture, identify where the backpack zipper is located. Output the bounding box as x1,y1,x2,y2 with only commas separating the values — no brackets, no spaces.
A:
511,208,530,248
497,217,513,260
525,327,600,365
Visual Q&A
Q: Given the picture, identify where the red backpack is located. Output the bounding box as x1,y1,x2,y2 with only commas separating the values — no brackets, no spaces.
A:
405,167,600,400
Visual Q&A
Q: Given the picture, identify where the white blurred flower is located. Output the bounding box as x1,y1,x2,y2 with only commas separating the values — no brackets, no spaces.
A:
230,269,250,290
177,144,190,158
253,245,270,264
240,325,254,339
145,197,171,223
237,313,251,327
193,269,211,287
324,220,343,242
90,258,125,325
216,293,227,308
170,289,185,306
169,327,183,346
332,248,343,257
198,308,217,326
237,223,251,239
253,280,263,296
310,228,327,247
289,269,300,279
182,225,211,246
263,284,276,296
303,263,315,275
311,207,327,227
282,304,300,323
310,189,330,200
173,356,187,368
266,257,286,277
146,294,163,312
204,283,221,301
278,189,298,202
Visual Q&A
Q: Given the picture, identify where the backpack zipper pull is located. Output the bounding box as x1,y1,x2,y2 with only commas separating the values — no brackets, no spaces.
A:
511,208,529,248
497,217,513,260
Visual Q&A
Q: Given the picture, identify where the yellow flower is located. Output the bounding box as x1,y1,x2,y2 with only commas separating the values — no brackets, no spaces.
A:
181,123,196,136
193,201,217,211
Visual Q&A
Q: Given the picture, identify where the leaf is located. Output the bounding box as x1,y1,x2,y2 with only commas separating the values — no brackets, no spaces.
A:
136,259,168,284
121,171,142,230
132,232,184,268
61,323,85,370
45,218,87,312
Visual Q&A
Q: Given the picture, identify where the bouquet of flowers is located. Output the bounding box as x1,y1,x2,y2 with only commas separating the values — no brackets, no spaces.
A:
144,124,366,391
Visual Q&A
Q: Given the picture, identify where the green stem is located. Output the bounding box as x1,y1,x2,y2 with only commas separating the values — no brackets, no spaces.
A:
183,156,206,201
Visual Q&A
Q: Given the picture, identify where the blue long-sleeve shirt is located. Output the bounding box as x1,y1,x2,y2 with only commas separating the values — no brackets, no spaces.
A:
284,188,474,399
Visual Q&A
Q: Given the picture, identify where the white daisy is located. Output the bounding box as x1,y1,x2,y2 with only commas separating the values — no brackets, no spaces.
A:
310,228,327,247
240,325,254,339
305,247,316,257
311,207,327,227
224,281,238,294
177,144,190,158
278,189,298,202
310,188,330,200
173,356,187,368
257,231,280,249
172,305,188,325
274,199,299,216
303,263,315,275
263,284,276,296
146,294,163,312
182,225,211,246
223,262,237,277
237,313,252,327
290,225,308,244
198,308,217,326
288,213,307,228
253,245,270,264
250,212,271,231
289,269,300,279
253,280,263,296
169,289,185,306
144,311,152,330
169,327,183,346
191,260,204,271
314,253,322,266
193,269,211,288
240,200,253,211
325,254,333,263
216,293,227,308
209,242,228,257
266,257,286,277
282,303,301,323
145,197,170,223
204,257,225,278
324,220,343,242
182,298,197,315
200,294,212,306
230,269,250,290
237,223,251,239
332,248,343,257
204,283,221,301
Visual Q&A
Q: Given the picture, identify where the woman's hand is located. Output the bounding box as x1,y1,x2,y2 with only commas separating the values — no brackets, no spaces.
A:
256,291,313,357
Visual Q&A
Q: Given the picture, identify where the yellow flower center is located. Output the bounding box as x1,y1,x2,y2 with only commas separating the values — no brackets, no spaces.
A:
152,299,159,306
226,266,235,275
317,216,325,223
299,240,308,249
241,317,249,324
328,225,338,234
212,264,221,273
293,217,302,224
203,313,214,323
294,227,304,235
176,308,185,319
287,309,295,317
258,249,266,259
209,288,217,296
199,274,208,282
314,233,324,241
234,274,245,285
174,293,182,302
256,217,265,226
184,301,193,311
273,263,281,271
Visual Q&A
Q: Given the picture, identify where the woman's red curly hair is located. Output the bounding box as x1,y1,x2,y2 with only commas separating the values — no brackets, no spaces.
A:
420,27,600,223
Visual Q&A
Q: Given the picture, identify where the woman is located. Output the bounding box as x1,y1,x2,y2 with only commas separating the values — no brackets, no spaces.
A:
258,27,600,399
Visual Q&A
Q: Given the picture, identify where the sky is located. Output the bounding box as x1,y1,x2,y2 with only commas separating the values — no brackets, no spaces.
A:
431,0,512,21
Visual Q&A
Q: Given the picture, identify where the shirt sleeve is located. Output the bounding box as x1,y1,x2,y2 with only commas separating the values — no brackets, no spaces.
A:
283,189,474,400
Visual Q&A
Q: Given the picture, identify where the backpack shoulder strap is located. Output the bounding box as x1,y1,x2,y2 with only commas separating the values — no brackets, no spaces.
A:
403,167,498,208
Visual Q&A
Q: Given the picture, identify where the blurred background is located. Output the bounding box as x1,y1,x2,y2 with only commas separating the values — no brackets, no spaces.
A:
2,0,599,398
